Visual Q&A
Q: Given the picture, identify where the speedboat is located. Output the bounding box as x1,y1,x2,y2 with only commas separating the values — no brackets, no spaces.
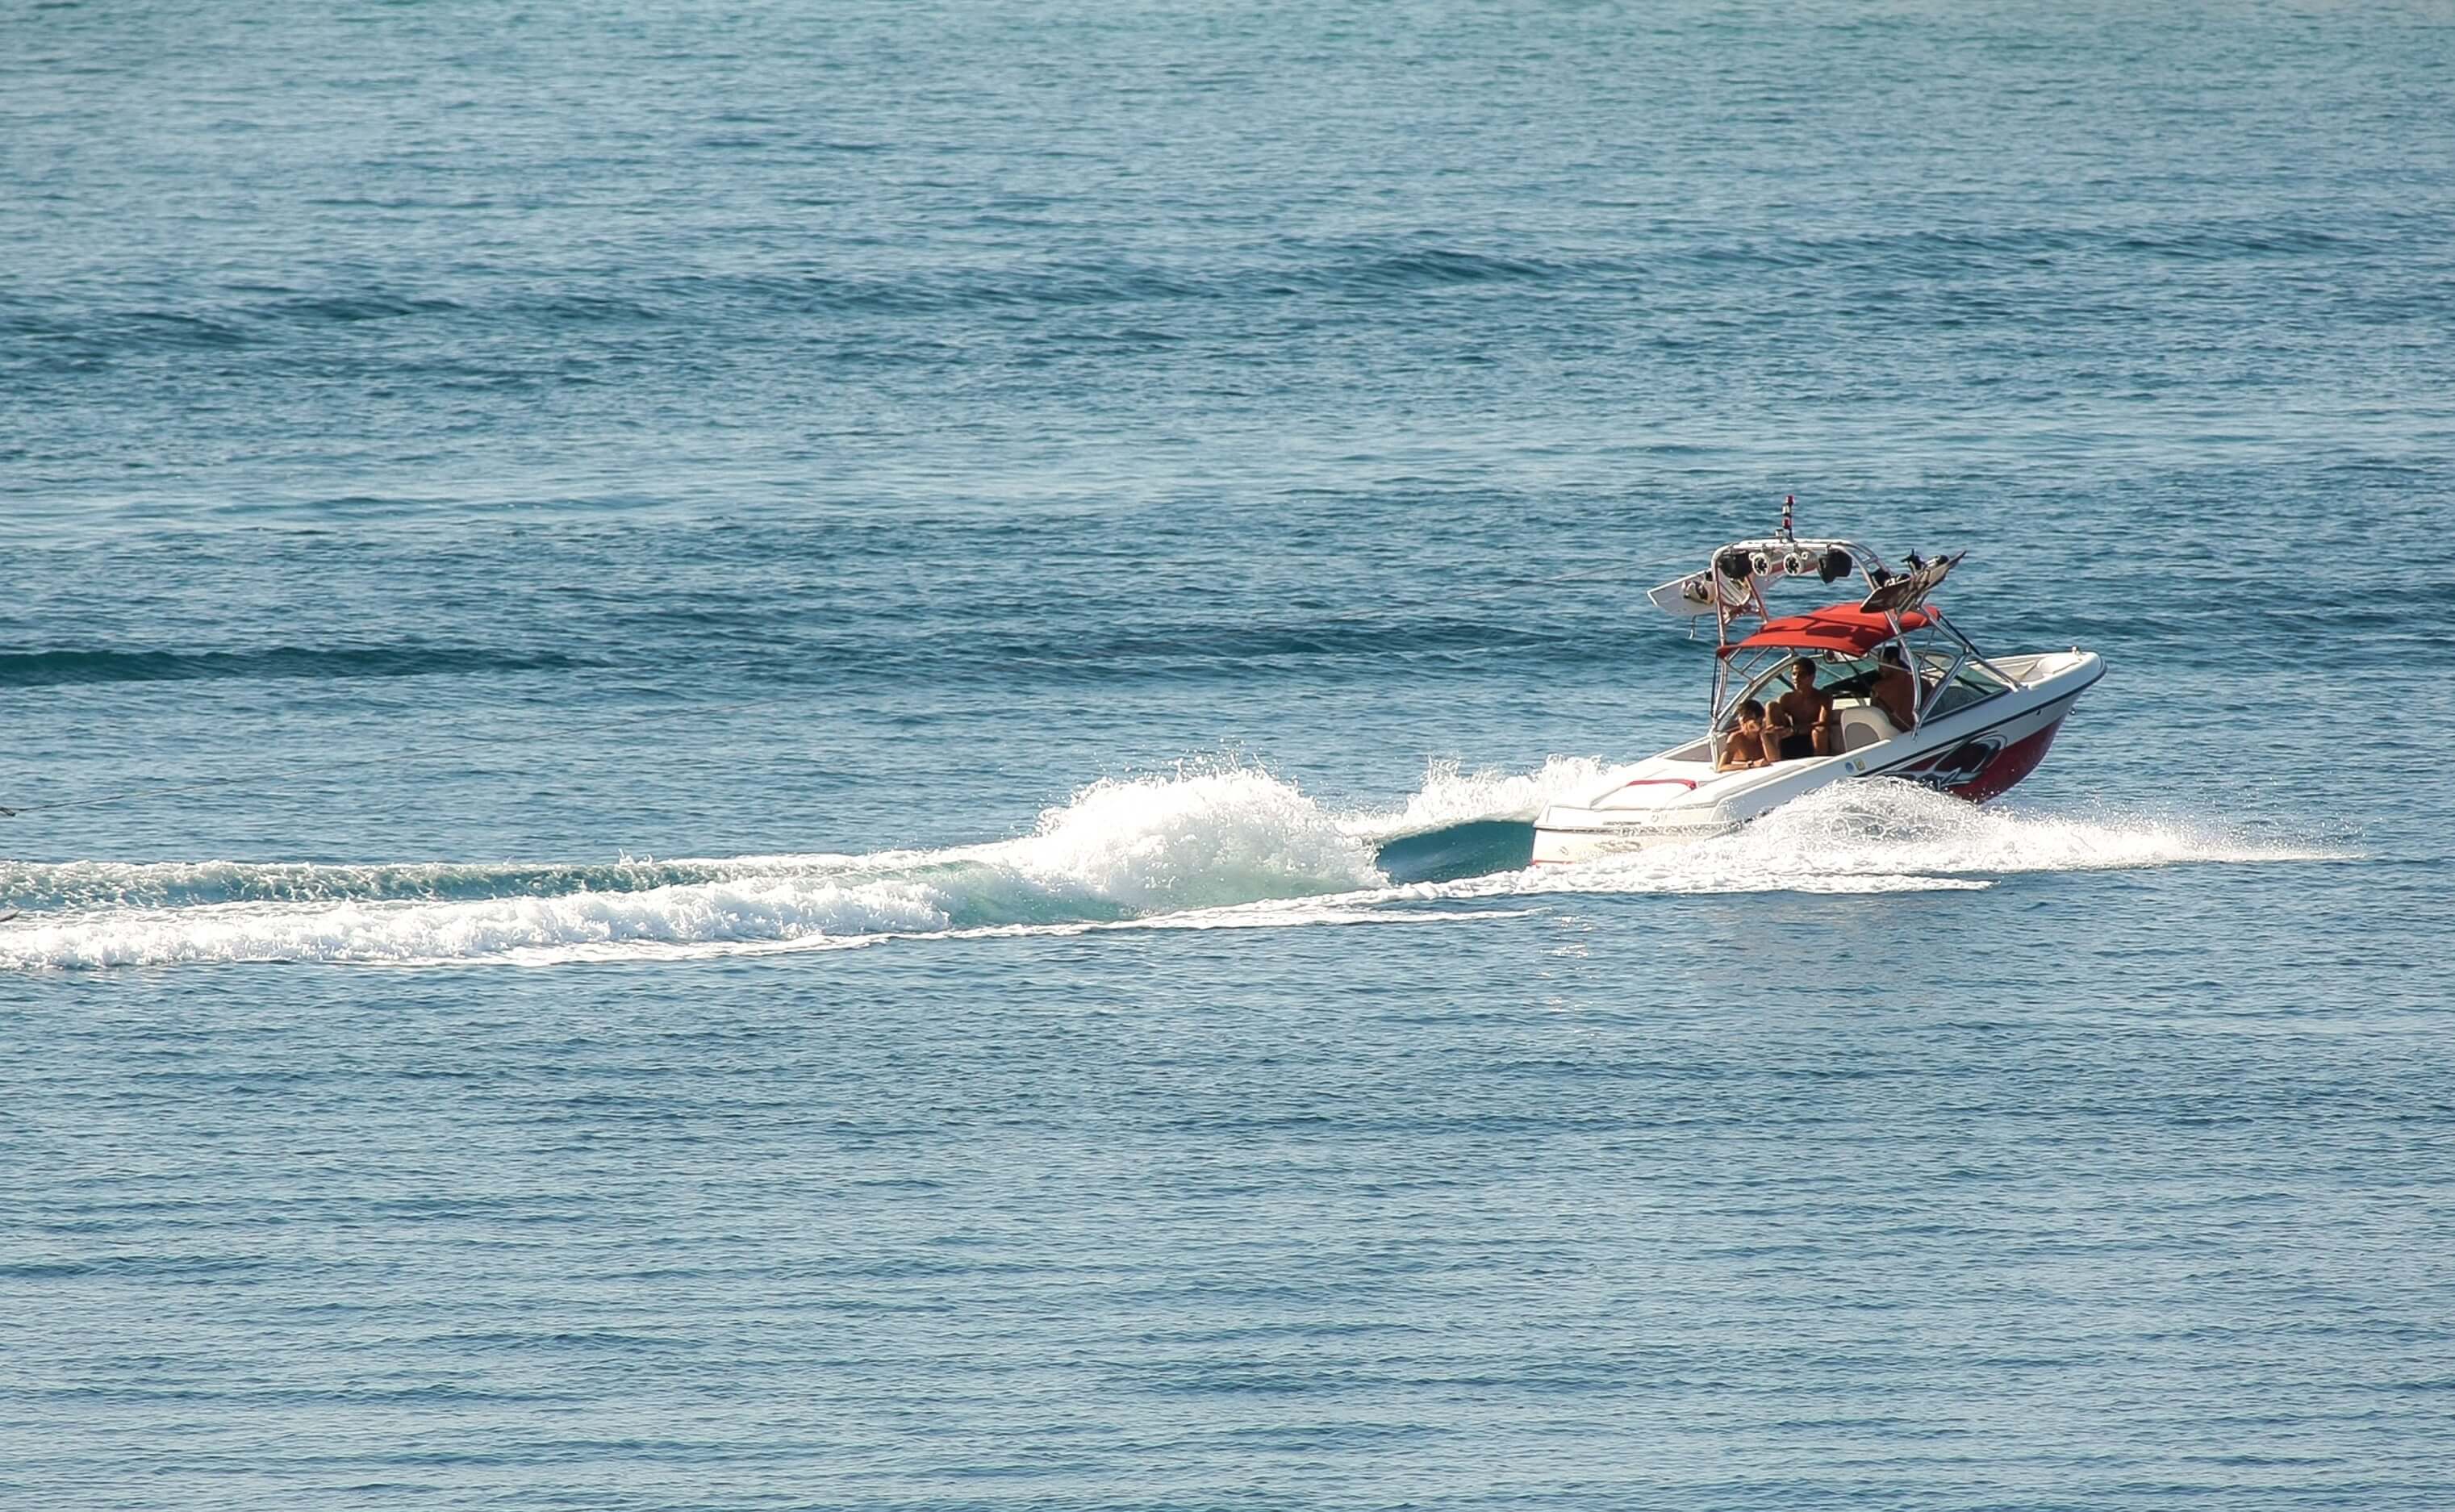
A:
1530,500,2102,864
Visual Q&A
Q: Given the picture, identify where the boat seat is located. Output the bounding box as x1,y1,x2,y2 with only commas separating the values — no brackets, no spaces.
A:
1837,703,1901,753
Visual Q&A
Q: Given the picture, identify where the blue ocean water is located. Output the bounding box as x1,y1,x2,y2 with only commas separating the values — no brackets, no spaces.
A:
5,1,2453,1506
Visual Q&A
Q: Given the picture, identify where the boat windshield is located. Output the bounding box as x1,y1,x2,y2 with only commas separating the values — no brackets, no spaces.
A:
1921,653,2014,719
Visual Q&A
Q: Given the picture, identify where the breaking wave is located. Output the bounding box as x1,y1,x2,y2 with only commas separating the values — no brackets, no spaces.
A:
0,763,2348,971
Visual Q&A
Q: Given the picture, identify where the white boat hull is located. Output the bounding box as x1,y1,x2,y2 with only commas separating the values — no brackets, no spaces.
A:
1530,651,2102,866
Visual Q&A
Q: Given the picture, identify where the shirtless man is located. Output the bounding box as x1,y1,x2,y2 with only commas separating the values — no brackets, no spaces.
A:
1769,658,1842,759
1717,700,1773,771
1872,645,1920,732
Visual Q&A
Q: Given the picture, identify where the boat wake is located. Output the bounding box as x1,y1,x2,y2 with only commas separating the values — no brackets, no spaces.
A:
0,762,2347,971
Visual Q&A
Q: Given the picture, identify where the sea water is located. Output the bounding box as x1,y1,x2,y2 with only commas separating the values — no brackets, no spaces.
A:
4,2,2452,1507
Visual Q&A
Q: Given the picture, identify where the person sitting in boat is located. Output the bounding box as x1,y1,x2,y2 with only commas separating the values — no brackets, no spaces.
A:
1872,644,1920,732
1717,700,1774,771
1769,658,1842,760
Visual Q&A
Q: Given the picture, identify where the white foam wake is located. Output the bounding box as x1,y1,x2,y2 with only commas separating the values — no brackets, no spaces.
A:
0,760,2348,971
1499,779,2349,899
1004,764,1378,908
1339,754,1614,841
0,765,1384,971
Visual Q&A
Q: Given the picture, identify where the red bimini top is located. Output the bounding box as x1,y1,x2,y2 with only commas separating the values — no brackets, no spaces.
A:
1722,604,1933,657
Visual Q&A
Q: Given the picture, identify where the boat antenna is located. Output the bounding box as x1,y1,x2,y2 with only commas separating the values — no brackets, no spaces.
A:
1779,494,1794,541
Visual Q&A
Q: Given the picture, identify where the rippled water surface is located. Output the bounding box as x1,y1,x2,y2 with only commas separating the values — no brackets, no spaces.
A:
5,2,2453,1507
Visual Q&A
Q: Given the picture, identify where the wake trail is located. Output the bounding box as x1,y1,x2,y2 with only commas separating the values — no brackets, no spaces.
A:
0,762,2349,971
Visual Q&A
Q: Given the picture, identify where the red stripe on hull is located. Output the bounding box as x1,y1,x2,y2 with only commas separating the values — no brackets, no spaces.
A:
1956,716,2065,804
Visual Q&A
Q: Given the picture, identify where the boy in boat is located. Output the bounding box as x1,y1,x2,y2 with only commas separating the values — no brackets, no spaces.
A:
1717,699,1773,771
1770,658,1842,760
1873,644,1920,732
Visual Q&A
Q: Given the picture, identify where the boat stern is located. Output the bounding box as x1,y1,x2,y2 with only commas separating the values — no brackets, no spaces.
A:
1528,762,1739,866
1528,804,1735,865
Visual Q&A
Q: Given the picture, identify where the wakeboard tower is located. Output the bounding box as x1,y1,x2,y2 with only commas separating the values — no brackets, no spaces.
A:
1530,497,2102,864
